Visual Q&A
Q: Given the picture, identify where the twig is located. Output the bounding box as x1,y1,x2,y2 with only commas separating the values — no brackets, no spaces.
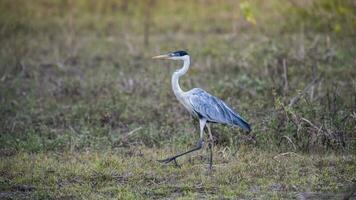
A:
281,135,297,151
309,35,320,50
289,77,319,107
69,125,81,134
301,117,328,138
283,58,289,93
301,117,319,130
273,152,302,160
122,127,142,140
143,0,155,48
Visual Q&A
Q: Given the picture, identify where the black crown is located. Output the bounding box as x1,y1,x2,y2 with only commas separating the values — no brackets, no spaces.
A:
169,50,188,57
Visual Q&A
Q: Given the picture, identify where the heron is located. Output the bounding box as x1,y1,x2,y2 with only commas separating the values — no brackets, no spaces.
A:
152,50,251,169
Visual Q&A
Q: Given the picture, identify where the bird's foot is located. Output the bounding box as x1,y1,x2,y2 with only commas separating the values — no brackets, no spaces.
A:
157,157,181,168
205,166,215,175
208,142,213,171
208,161,213,171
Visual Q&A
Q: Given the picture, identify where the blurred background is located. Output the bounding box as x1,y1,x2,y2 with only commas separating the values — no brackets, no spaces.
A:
0,0,355,199
1,0,354,152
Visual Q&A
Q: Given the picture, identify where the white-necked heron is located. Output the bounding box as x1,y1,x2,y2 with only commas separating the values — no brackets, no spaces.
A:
152,50,251,169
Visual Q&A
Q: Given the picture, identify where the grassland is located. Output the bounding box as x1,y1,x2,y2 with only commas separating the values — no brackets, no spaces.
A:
0,0,355,199
0,148,354,199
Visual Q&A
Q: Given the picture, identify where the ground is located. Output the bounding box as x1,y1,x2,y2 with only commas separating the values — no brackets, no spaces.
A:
1,148,355,199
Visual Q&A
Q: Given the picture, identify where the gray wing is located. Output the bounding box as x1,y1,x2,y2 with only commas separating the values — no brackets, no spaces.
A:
186,88,251,132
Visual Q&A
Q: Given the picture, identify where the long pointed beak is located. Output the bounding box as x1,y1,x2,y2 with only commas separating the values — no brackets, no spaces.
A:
152,54,170,59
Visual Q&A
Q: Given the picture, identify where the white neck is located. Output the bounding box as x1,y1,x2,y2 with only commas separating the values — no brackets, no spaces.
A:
171,55,190,97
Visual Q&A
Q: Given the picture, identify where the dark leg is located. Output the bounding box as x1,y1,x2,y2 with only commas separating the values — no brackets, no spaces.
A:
158,119,207,166
208,143,213,170
207,123,213,170
157,139,203,165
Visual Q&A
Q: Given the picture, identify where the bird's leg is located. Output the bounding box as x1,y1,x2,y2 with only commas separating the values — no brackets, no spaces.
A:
207,123,214,170
207,124,214,143
158,119,206,166
157,139,203,164
172,158,180,168
208,143,213,170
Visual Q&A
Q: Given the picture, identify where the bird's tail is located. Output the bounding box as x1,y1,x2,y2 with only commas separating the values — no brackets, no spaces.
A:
232,114,251,132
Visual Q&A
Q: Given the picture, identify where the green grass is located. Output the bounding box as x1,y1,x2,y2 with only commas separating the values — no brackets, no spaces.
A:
1,148,355,199
0,0,355,199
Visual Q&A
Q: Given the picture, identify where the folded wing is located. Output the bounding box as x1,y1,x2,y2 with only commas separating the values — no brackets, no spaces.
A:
186,88,251,132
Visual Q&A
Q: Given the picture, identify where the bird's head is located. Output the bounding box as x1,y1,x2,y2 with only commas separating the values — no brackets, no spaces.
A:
152,50,189,61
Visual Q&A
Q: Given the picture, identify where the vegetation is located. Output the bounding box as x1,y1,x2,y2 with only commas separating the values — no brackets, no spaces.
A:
0,0,355,199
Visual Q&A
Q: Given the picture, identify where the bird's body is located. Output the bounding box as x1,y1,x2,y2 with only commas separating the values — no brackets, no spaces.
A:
184,88,251,130
153,50,251,169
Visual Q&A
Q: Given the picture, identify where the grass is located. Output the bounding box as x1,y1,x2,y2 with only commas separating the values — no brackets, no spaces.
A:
0,0,355,199
1,148,355,199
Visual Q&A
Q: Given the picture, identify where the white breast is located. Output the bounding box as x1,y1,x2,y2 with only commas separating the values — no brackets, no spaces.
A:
176,93,197,117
